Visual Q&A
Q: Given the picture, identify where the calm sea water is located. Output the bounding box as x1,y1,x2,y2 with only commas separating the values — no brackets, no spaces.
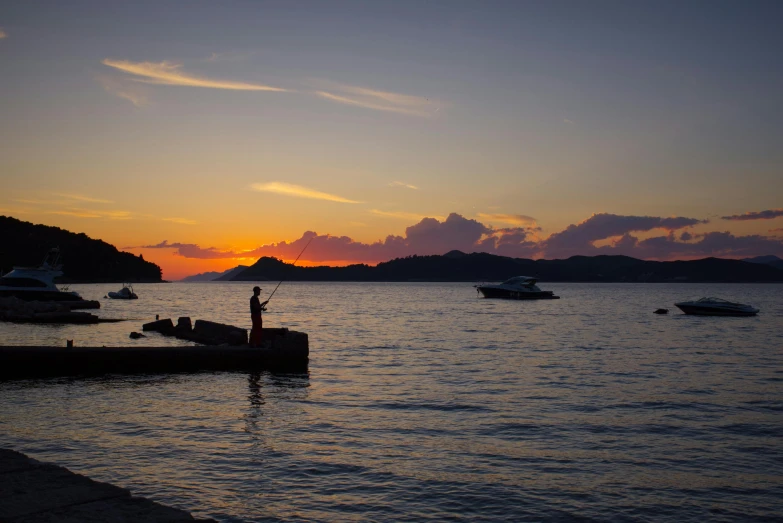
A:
1,282,782,522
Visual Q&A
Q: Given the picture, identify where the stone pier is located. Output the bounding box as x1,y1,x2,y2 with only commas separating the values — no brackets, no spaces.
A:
0,332,309,379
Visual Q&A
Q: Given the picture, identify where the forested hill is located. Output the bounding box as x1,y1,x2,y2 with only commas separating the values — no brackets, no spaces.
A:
0,216,163,282
228,252,783,283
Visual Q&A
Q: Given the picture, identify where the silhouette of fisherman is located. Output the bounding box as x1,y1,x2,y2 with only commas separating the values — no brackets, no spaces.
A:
249,286,268,347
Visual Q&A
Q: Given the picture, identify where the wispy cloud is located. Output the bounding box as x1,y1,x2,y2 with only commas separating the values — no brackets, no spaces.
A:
315,91,431,117
102,59,287,92
53,193,113,204
204,50,254,63
313,82,440,117
477,213,538,227
388,181,419,190
47,209,132,220
162,217,198,225
251,182,360,203
721,209,783,221
96,74,148,107
371,209,445,221
338,85,433,108
0,29,7,39
0,207,27,215
15,199,58,205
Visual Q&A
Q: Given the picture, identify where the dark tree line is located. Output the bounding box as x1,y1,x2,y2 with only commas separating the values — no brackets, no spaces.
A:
229,251,783,283
0,216,163,282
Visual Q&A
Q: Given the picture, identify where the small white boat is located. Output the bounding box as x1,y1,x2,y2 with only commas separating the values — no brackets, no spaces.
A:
0,248,83,302
475,276,559,300
674,297,758,316
107,284,138,300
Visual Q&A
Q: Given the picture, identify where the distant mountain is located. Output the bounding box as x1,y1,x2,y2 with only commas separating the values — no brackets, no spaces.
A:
742,255,783,271
214,265,251,281
181,265,248,282
0,216,162,282
227,252,783,283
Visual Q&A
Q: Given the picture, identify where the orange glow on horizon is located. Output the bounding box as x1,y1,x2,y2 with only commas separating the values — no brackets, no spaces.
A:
127,248,381,281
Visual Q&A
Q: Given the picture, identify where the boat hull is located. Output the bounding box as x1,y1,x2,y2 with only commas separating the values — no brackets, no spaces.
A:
477,287,559,300
675,304,758,316
108,293,137,299
0,290,84,302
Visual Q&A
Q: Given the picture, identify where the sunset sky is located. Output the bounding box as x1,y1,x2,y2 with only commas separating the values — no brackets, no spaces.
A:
1,1,782,280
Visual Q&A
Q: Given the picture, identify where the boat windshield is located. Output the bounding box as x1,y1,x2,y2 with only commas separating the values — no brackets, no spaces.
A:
697,297,737,304
502,276,535,285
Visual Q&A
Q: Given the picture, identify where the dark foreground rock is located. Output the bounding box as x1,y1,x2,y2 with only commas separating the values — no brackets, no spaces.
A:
0,448,215,522
142,318,175,334
144,318,249,346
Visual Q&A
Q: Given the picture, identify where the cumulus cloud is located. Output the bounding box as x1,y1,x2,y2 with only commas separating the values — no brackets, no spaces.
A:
405,214,489,254
721,209,783,221
542,213,707,258
251,182,360,203
141,241,241,259
145,214,539,262
102,59,287,92
618,231,783,260
142,212,783,264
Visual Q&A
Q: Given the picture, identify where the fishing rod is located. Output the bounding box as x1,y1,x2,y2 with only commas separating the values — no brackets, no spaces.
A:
263,237,313,308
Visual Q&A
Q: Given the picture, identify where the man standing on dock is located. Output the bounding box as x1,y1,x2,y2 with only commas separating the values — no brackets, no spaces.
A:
249,286,268,347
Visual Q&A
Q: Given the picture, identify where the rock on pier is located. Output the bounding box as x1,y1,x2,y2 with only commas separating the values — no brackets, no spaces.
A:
0,448,215,522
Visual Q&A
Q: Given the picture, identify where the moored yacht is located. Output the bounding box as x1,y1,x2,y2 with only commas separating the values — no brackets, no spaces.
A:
0,248,83,302
475,276,559,300
674,297,759,316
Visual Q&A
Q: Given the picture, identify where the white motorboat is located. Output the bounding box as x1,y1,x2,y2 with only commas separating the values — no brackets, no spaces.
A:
674,297,759,316
107,284,138,300
475,276,559,300
0,248,83,302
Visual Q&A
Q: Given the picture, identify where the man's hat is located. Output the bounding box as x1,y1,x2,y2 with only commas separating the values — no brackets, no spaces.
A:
253,286,261,292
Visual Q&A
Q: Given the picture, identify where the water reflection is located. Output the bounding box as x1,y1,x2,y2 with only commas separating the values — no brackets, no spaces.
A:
244,372,310,443
1,283,781,522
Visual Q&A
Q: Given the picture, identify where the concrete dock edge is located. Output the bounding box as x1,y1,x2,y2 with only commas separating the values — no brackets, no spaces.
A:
0,448,216,522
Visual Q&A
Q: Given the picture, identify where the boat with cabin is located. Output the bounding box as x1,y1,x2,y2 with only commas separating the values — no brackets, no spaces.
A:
475,276,560,300
674,297,759,316
0,248,83,302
